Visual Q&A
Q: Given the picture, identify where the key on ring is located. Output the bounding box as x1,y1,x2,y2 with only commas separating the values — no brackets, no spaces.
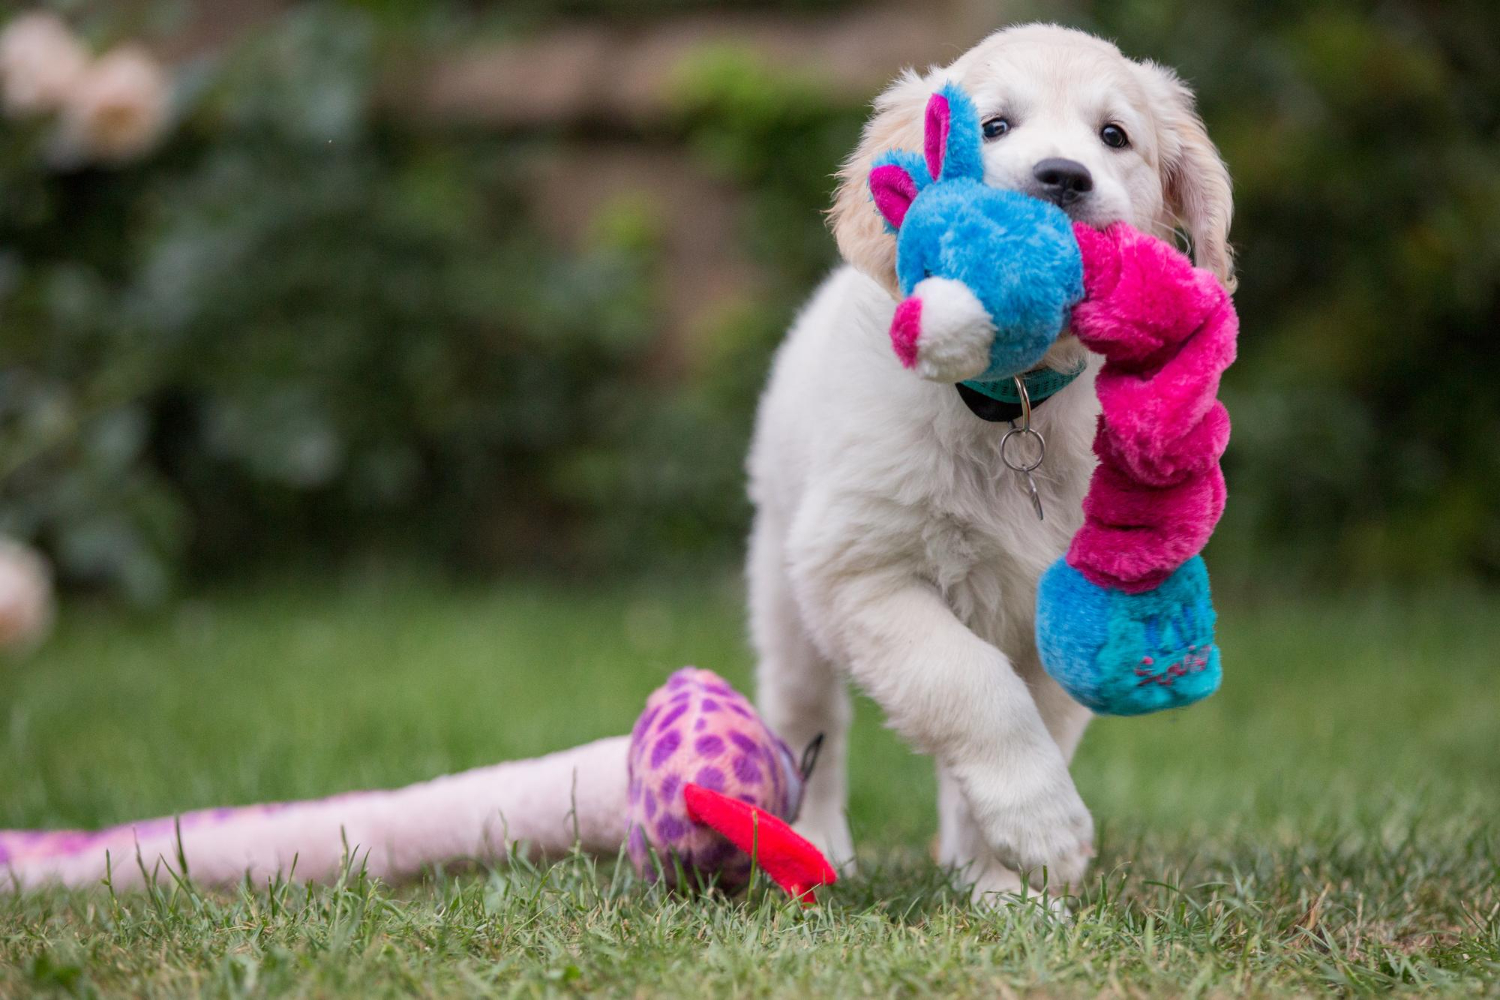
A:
1000,374,1047,521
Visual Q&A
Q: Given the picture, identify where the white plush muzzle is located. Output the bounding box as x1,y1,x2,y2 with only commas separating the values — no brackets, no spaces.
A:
906,276,994,383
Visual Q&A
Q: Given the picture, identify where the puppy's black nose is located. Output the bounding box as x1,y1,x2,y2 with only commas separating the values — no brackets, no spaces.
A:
1032,158,1093,206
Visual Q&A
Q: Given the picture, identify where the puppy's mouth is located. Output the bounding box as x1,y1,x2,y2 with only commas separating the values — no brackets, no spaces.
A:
1060,202,1100,223
1005,182,1117,228
1047,196,1115,229
1065,207,1124,231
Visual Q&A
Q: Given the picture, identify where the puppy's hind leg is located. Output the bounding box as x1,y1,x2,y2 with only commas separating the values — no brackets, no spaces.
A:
748,518,856,869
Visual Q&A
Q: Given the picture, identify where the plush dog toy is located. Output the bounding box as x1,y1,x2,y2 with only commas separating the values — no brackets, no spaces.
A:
869,82,1237,716
1,668,836,901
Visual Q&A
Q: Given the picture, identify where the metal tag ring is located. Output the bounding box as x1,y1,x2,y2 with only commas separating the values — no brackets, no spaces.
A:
1000,426,1046,473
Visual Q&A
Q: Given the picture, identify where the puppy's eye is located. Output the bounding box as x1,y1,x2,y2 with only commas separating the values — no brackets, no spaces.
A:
981,116,1011,140
1100,123,1129,149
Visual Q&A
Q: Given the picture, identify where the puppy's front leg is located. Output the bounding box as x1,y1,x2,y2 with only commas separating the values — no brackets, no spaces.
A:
799,566,1094,887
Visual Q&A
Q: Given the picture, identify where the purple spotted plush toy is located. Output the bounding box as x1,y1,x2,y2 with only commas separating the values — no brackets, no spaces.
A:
625,668,815,891
2,669,836,901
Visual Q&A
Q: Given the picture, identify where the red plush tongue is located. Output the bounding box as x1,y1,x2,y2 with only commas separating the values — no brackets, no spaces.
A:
682,784,837,904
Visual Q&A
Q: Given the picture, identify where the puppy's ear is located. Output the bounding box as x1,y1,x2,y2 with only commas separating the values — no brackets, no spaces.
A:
829,69,933,299
1137,62,1236,292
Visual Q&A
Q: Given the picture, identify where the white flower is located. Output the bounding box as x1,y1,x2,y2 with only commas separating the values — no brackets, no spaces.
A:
53,43,170,166
0,538,54,655
0,11,89,116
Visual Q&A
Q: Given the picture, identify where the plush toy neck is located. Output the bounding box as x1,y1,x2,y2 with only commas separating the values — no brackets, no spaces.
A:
956,361,1087,423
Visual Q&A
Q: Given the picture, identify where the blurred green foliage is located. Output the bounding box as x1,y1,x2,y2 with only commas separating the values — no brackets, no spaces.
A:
1,0,1496,600
1,6,676,599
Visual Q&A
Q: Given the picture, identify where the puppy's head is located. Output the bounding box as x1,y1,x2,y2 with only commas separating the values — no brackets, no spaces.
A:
831,24,1234,298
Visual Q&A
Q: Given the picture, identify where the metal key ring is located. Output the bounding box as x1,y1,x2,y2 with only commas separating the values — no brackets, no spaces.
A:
1012,373,1033,428
1000,373,1046,473
1001,426,1046,473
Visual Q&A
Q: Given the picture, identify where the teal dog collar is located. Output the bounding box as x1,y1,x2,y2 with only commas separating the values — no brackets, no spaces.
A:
962,359,1087,405
956,360,1086,422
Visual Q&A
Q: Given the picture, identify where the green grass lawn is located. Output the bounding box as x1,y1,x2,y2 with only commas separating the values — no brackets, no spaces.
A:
2,574,1497,996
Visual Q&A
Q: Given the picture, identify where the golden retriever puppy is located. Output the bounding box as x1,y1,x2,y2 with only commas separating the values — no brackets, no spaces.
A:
748,23,1233,904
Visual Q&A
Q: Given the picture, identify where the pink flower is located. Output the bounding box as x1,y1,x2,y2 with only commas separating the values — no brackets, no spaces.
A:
0,539,53,655
53,43,170,165
0,11,89,116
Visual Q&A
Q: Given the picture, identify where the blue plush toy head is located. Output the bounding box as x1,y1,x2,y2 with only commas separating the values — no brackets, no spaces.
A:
869,83,1084,381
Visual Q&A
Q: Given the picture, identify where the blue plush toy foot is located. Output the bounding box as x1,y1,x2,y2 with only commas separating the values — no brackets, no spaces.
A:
1036,556,1221,716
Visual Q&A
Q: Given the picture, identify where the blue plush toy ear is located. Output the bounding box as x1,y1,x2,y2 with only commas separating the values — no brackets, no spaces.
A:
868,82,985,230
926,82,984,183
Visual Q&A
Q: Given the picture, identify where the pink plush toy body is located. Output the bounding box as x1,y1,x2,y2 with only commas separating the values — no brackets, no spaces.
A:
2,669,834,900
1,738,631,890
869,81,1238,715
1030,220,1236,714
1066,222,1237,595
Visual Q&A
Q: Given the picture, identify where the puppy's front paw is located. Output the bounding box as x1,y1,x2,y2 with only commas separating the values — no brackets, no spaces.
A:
967,861,1072,917
890,277,994,383
959,760,1094,888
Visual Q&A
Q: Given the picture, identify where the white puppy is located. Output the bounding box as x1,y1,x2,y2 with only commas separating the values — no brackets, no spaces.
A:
747,23,1234,903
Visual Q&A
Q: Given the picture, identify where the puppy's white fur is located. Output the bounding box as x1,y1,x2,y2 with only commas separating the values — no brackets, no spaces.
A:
748,23,1234,903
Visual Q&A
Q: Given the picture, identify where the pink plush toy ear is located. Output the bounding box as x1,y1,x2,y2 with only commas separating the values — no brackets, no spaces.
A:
924,91,951,180
870,162,920,230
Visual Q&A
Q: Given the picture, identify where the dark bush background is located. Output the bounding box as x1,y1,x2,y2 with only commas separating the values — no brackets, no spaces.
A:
1,0,1496,603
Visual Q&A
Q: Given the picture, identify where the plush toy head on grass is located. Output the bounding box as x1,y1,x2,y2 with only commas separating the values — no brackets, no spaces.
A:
626,667,825,895
868,82,1083,383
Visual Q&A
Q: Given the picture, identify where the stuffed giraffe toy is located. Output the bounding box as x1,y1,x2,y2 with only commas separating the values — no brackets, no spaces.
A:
2,668,836,901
